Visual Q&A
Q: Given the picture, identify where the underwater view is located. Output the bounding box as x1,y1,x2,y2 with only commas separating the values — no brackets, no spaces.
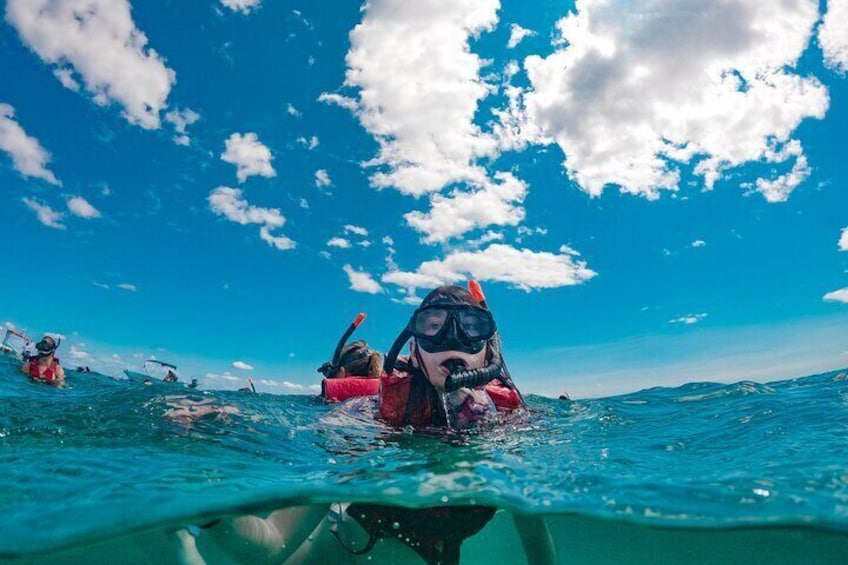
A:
3,355,848,564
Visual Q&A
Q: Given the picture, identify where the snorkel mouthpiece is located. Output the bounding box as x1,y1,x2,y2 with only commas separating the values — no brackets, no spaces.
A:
443,358,502,392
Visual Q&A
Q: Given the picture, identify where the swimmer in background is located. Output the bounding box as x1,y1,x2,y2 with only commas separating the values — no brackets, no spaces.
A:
180,284,555,565
21,335,65,386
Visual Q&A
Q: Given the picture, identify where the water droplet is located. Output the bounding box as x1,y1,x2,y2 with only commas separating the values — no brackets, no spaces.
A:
440,495,449,503
392,522,400,530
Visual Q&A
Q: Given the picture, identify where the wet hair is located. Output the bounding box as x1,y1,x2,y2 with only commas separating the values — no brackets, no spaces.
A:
419,285,482,309
322,340,383,378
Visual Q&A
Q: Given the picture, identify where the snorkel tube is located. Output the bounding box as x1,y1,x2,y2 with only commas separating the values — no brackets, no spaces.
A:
443,281,524,403
319,313,367,377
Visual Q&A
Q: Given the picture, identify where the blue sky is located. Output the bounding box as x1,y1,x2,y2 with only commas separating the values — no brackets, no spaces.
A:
1,0,847,398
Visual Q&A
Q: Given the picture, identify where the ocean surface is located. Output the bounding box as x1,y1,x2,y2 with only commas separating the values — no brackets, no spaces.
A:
2,355,848,564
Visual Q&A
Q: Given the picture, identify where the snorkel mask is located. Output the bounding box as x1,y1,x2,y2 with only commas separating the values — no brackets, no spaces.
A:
35,335,59,357
384,283,508,393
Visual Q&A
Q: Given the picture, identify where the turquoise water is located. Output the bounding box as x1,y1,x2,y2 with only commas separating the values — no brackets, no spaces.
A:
2,356,848,563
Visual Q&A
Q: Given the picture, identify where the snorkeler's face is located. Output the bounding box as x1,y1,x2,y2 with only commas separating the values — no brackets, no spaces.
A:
411,340,487,391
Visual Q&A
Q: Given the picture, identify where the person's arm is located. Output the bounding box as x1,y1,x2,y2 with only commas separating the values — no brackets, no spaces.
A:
513,514,556,565
54,364,66,384
204,505,329,562
20,361,29,375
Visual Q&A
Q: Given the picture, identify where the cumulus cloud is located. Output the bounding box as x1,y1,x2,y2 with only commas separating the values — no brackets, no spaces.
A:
221,133,276,183
315,169,331,188
507,23,536,48
220,0,262,14
344,224,369,237
382,243,596,294
165,108,200,146
752,139,811,202
333,0,500,196
820,0,848,74
839,227,848,251
521,0,828,200
117,283,137,292
286,103,301,117
405,172,527,243
22,198,64,229
0,104,60,185
6,0,176,129
327,237,351,249
692,240,706,248
343,265,383,294
670,313,709,325
232,360,254,371
298,136,319,150
823,288,848,303
208,186,295,250
67,196,101,219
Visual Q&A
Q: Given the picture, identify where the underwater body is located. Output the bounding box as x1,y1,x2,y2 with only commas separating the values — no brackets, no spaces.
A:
2,356,848,564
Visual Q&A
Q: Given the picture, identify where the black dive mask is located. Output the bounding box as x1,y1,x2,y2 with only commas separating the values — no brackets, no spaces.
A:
35,339,56,356
409,305,495,354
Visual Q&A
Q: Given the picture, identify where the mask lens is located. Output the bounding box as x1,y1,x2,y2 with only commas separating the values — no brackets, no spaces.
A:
412,309,449,337
457,309,494,339
36,340,54,353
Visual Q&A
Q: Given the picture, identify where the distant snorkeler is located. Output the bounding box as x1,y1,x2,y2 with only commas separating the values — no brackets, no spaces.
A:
317,313,383,402
20,334,65,386
180,284,555,565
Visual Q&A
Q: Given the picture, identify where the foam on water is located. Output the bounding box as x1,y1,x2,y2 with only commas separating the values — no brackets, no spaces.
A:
2,356,848,563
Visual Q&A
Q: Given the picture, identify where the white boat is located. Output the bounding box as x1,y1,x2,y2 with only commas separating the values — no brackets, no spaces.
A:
1,328,30,359
124,359,181,384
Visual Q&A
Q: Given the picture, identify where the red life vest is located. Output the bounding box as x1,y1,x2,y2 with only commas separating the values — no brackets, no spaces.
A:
321,376,381,402
379,370,521,428
28,357,59,383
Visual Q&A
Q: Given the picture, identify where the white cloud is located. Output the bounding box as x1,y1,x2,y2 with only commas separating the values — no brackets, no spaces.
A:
328,237,351,249
53,68,79,91
820,0,848,74
6,0,176,129
692,240,706,248
221,133,276,183
522,0,828,200
404,171,526,243
839,227,848,251
670,313,708,325
208,186,295,250
220,0,261,14
752,139,811,202
70,345,89,360
67,196,101,219
315,169,332,188
382,243,596,293
823,288,848,303
299,198,309,209
286,103,301,117
318,93,359,113
343,264,383,294
117,283,137,292
232,360,254,371
165,108,200,146
22,197,64,229
92,282,110,290
0,104,60,185
344,224,369,237
334,0,500,196
297,136,319,150
507,23,536,48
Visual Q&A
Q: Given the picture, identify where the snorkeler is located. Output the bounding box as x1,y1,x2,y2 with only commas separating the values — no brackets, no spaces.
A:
186,284,555,565
317,313,383,402
20,334,65,386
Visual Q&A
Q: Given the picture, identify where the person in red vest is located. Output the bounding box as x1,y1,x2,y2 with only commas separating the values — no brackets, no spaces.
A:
20,334,65,386
181,285,554,565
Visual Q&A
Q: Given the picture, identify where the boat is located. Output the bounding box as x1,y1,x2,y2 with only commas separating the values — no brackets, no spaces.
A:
1,328,30,359
124,359,181,385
